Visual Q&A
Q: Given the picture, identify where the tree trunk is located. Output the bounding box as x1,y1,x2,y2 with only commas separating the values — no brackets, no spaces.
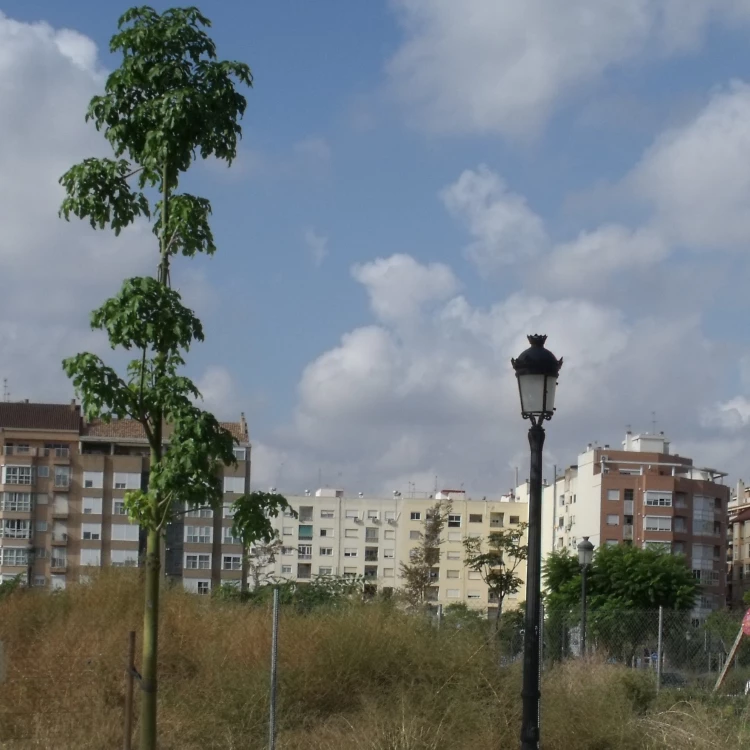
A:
494,597,503,631
139,524,161,750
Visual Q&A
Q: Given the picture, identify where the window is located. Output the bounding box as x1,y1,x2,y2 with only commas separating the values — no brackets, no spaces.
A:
82,497,102,515
36,521,48,532
1,519,31,539
645,516,672,532
185,507,213,518
298,525,313,540
283,527,293,536
185,554,211,570
197,581,210,596
446,551,460,560
606,514,620,526
448,514,461,528
367,510,380,520
469,514,483,523
645,492,673,507
674,517,687,533
319,547,333,556
111,549,138,567
509,516,520,525
281,547,294,556
345,510,359,519
111,524,140,543
410,512,421,521
223,505,235,519
299,506,313,522
224,554,242,570
34,576,46,587
113,500,127,516
467,591,481,600
343,567,357,578
607,489,620,501
345,529,358,538
233,448,247,461
409,530,421,540
185,526,211,544
384,530,395,540
605,539,618,547
383,568,394,577
50,574,66,590
319,566,332,576
446,570,460,579
113,472,140,490
3,466,33,485
643,541,671,553
320,528,334,537
298,545,312,559
321,510,335,519
385,511,396,521
80,548,101,566
35,547,47,558
81,523,102,541
365,528,379,542
383,549,395,559
1,492,32,511
673,541,685,555
44,443,70,458
448,532,461,541
344,548,358,557
447,589,460,599
281,565,292,574
468,570,481,580
37,466,49,478
223,476,245,494
82,471,102,489
2,548,28,566
714,497,723,510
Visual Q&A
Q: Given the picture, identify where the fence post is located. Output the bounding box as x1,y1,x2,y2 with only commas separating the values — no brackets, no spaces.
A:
123,631,136,750
656,607,663,693
269,587,280,750
436,603,443,629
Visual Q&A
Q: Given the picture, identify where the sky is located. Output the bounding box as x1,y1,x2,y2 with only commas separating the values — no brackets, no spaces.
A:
3,1,750,497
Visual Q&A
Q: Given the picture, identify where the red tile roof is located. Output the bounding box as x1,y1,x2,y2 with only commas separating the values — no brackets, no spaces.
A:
0,401,81,432
84,418,247,443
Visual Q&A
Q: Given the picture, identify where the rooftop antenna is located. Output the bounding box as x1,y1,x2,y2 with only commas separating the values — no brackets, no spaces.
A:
651,411,657,434
434,475,438,494
2,379,8,402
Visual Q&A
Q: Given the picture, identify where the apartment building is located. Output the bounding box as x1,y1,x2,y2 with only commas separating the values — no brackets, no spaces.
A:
0,400,250,594
265,488,528,615
538,432,729,619
728,480,750,607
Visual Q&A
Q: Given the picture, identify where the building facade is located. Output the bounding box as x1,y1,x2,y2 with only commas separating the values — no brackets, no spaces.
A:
539,432,729,619
728,480,750,607
0,401,250,594
264,488,528,615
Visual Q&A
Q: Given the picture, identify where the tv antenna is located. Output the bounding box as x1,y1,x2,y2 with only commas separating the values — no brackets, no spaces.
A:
2,379,8,402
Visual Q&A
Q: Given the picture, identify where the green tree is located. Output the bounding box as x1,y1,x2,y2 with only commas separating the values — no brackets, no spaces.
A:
399,501,451,606
56,8,282,749
463,522,528,629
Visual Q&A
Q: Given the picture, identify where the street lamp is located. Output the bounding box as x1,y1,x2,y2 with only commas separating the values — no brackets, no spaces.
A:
512,334,562,750
577,536,594,656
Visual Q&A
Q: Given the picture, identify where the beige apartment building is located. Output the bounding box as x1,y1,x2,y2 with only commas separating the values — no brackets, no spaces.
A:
728,480,750,607
0,401,250,594
538,431,729,619
265,488,529,615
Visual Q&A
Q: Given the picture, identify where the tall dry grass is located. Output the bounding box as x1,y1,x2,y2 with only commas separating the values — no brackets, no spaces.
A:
0,570,748,749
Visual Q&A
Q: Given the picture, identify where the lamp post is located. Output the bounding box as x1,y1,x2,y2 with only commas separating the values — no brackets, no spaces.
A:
512,334,562,750
577,536,594,656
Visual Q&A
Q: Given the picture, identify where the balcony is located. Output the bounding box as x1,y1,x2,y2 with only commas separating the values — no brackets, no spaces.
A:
2,446,38,456
51,532,68,545
297,563,312,579
364,548,379,562
623,525,634,541
364,566,378,579
50,559,67,572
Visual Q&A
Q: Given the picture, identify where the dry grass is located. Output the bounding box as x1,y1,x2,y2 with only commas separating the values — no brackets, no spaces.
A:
0,571,748,749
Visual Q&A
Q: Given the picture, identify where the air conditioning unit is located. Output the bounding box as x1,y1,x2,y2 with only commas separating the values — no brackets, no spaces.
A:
354,518,364,524
372,518,382,524
387,518,397,525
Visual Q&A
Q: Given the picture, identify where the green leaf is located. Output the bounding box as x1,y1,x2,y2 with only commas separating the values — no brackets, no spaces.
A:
232,491,295,547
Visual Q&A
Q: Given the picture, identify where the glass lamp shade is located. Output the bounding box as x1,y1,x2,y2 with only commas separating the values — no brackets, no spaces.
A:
578,537,595,567
511,334,563,420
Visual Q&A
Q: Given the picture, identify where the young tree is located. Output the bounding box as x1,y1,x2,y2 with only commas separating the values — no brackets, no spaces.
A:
57,8,282,749
463,522,528,629
399,501,451,605
246,538,283,590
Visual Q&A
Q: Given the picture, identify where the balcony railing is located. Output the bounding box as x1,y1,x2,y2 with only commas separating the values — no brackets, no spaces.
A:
2,446,38,456
623,525,634,541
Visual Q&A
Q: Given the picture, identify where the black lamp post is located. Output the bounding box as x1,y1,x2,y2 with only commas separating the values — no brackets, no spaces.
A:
577,536,594,656
512,334,562,750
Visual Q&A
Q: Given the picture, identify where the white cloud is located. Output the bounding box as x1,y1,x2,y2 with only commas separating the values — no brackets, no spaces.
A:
629,80,750,250
352,254,460,325
304,228,329,267
441,166,548,273
387,0,750,138
700,397,750,431
293,136,332,165
196,366,242,420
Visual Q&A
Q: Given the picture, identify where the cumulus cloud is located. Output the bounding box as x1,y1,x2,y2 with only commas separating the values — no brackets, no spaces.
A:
441,166,548,273
387,0,750,138
195,366,244,421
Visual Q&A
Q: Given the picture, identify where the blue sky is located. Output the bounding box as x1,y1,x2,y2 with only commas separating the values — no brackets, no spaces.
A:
4,1,750,494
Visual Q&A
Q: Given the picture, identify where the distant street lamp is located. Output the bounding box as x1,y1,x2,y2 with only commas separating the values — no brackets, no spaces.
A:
512,334,563,750
577,536,595,656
